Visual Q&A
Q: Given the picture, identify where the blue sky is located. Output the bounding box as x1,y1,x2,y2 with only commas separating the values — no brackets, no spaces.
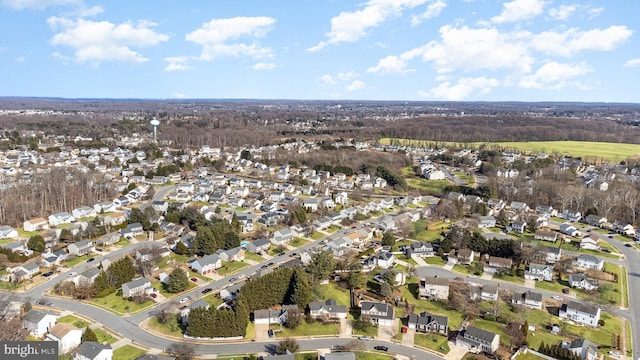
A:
0,0,638,102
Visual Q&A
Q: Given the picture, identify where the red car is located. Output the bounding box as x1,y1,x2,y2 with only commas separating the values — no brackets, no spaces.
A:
150,293,157,298
190,277,198,282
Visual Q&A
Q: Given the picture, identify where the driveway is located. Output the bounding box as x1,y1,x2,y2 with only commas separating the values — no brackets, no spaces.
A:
377,319,399,341
444,342,468,360
340,318,352,338
254,323,269,341
402,328,415,346
524,278,536,289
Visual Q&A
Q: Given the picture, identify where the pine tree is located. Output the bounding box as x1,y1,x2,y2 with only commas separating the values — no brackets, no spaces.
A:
289,267,312,307
166,268,189,293
174,241,188,255
81,328,98,343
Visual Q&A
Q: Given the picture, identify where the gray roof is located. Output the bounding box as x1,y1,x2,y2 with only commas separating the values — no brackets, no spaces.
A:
187,299,209,310
360,301,394,320
123,277,150,289
23,309,55,324
465,326,498,343
79,267,101,279
309,299,347,314
577,254,601,263
75,342,111,360
563,300,600,316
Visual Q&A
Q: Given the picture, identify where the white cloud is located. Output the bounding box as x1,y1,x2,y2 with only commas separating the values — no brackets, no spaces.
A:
164,56,191,71
530,26,632,57
548,4,576,21
625,59,640,68
252,62,276,70
490,0,547,24
367,46,427,74
422,77,500,100
347,80,366,91
48,17,169,64
308,0,429,51
587,7,603,19
337,71,357,81
320,74,336,85
186,16,276,60
518,61,592,89
15,56,25,62
173,93,187,98
411,0,447,26
2,0,79,9
421,25,534,74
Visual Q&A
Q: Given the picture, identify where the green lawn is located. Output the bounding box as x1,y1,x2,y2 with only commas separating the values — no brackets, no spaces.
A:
452,263,483,276
352,322,378,337
295,352,319,360
380,138,640,163
407,178,450,195
312,283,351,308
453,170,474,185
147,316,183,337
277,320,339,337
114,238,131,247
574,263,625,307
414,333,450,354
399,281,464,328
57,315,89,328
535,278,568,292
424,256,446,266
157,253,189,269
217,261,250,276
112,345,146,360
290,237,310,248
309,232,324,240
93,328,118,344
90,291,154,315
493,270,525,284
64,254,92,267
472,319,510,346
355,352,395,360
327,225,342,233
151,280,196,298
203,294,224,308
244,251,265,262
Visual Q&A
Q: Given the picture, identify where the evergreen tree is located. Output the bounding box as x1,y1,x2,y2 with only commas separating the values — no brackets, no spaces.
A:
94,270,110,292
288,267,312,306
381,231,396,247
107,256,136,288
166,268,189,293
81,328,98,343
305,251,336,282
194,226,216,255
224,231,240,250
380,282,393,298
27,235,46,253
174,241,188,255
231,213,241,235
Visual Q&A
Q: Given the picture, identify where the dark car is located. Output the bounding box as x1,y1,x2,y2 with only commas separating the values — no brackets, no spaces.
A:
41,271,54,277
190,277,198,282
374,346,389,351
150,293,157,299
268,262,274,266
229,277,238,282
562,287,570,294
267,329,274,338
625,243,633,247
86,257,95,262
201,288,213,294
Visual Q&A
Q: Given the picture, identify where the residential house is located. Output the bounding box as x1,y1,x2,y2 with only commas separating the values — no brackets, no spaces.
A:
536,205,557,218
584,214,607,228
478,284,499,301
525,263,554,281
0,225,18,239
542,246,562,263
580,235,600,250
22,309,57,337
559,301,601,327
510,201,530,212
560,223,580,237
373,252,395,269
12,262,40,282
216,246,245,262
612,221,635,236
73,267,101,287
456,326,500,354
121,277,151,298
120,223,143,239
512,290,543,309
191,254,221,275
360,301,394,326
563,210,582,222
574,254,604,271
508,220,527,233
406,242,434,258
564,338,598,360
478,216,496,229
419,277,450,300
449,249,474,265
73,341,113,360
68,240,94,256
72,206,96,220
151,201,169,213
24,217,49,232
569,273,599,290
45,323,83,354
103,212,127,227
271,228,293,246
407,311,448,335
94,201,117,214
534,229,558,242
253,305,299,325
308,299,348,320
180,300,210,325
49,212,75,227
325,238,353,257
485,256,512,274
245,238,270,254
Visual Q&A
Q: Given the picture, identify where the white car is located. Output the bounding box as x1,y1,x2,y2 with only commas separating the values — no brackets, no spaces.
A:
179,297,189,304
551,295,563,300
68,272,76,277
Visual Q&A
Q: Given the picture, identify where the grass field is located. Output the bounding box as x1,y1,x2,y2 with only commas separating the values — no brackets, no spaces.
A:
379,138,640,162
217,261,249,276
414,333,450,353
407,178,450,195
93,328,118,344
57,315,89,328
112,345,146,360
90,292,154,315
277,320,339,337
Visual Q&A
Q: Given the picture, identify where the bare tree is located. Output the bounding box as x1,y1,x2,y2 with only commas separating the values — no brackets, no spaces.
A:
0,318,29,341
166,342,196,360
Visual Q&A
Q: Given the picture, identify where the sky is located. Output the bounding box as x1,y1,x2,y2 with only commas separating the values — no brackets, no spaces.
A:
0,0,639,102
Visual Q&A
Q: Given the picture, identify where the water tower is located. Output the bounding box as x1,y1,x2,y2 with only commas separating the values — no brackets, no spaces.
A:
150,117,160,142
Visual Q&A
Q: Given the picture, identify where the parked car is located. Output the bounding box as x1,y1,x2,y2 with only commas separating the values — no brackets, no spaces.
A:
179,297,189,304
374,346,389,351
229,277,238,282
201,288,212,294
238,274,246,279
267,329,274,338
41,271,54,277
562,287,570,294
625,243,633,247
150,293,157,299
358,336,372,340
551,295,563,300
86,257,95,262
190,277,198,282
68,272,76,277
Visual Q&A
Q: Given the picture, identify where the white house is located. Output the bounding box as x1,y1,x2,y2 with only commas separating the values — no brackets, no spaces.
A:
559,301,601,327
22,309,58,337
48,212,75,227
121,277,151,298
191,254,221,275
569,273,599,291
580,235,600,251
24,217,49,232
360,301,394,326
0,225,18,239
456,326,500,354
74,342,113,360
574,254,604,271
72,206,96,220
45,323,83,354
512,290,543,309
68,240,94,256
525,263,554,282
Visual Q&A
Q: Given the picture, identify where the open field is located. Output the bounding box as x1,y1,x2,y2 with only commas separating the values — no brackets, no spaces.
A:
379,138,640,162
